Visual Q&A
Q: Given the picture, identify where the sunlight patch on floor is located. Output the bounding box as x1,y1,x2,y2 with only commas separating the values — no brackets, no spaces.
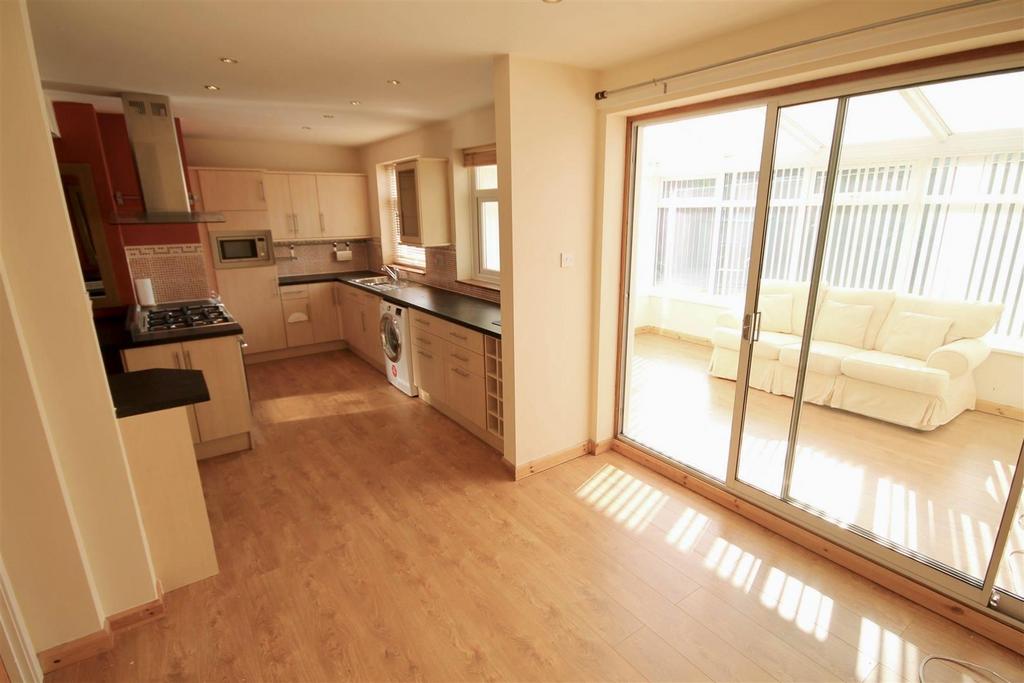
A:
574,464,666,531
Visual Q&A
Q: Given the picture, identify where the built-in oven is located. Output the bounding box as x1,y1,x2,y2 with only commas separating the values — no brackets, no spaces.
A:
210,230,275,269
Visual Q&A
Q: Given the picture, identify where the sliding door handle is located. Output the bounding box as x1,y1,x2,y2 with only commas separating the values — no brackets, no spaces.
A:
753,311,762,342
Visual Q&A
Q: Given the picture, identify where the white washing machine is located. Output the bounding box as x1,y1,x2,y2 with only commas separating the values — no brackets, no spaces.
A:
379,301,418,397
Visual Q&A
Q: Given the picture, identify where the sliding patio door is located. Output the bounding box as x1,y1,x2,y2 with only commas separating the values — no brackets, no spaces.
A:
620,104,766,481
620,64,1024,627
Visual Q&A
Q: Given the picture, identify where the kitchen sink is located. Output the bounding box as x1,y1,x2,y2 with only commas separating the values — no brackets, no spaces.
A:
351,276,401,291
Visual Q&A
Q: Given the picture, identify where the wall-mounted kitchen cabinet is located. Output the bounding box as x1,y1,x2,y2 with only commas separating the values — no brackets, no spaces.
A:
122,334,252,458
395,158,451,247
316,175,372,239
265,172,371,241
196,169,267,211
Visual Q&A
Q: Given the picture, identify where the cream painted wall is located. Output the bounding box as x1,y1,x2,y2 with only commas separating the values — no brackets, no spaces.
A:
495,55,597,465
357,105,495,265
184,137,362,173
0,272,103,651
589,1,1024,443
1,0,157,631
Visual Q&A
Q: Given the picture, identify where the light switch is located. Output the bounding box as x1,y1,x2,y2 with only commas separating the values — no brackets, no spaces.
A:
560,252,575,268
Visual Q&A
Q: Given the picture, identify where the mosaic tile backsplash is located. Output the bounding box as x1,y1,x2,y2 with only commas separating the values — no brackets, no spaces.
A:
125,244,210,303
274,240,371,276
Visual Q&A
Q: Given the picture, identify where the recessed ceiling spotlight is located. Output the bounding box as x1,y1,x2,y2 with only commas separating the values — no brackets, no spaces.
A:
301,125,312,130
204,84,220,91
219,57,239,64
386,79,400,86
322,113,335,119
542,0,562,3
350,100,361,106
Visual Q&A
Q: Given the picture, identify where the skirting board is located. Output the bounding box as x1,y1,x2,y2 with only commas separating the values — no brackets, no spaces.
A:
38,583,166,674
243,340,346,365
609,437,1024,655
194,431,252,460
506,440,596,481
977,399,1024,422
634,326,712,347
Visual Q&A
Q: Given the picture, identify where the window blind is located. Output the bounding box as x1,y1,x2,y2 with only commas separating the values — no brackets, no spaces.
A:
386,165,426,269
463,144,497,167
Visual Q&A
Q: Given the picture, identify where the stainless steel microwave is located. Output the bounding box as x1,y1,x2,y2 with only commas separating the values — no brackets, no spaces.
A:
210,230,275,269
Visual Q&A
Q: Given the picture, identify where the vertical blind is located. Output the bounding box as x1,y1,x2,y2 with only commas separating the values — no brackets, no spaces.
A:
386,165,426,269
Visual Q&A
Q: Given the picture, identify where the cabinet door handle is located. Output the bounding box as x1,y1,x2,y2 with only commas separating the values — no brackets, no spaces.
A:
450,331,468,341
319,212,326,234
172,351,182,369
291,213,298,234
417,349,433,359
258,180,265,201
416,336,431,346
239,338,249,350
451,367,470,378
360,311,365,333
184,350,193,369
452,352,469,362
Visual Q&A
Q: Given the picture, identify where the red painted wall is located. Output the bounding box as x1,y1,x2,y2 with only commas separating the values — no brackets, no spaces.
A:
53,103,202,308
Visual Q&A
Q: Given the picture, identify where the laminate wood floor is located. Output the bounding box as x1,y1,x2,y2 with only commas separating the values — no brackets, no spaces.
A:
624,333,1024,593
49,349,1023,682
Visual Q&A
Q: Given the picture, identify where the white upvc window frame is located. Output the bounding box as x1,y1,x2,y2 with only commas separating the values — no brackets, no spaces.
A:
470,165,500,285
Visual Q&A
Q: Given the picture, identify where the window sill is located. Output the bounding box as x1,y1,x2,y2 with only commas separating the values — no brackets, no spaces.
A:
458,277,500,292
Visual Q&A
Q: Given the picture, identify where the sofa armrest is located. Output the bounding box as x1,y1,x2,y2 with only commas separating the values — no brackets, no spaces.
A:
926,338,991,377
716,310,742,329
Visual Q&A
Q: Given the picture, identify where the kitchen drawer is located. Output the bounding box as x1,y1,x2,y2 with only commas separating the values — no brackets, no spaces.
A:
445,345,484,377
444,324,484,355
410,309,445,335
411,328,445,354
445,364,486,430
279,285,309,300
412,343,446,401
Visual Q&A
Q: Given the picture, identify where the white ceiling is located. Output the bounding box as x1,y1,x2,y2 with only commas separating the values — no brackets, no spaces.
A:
28,0,823,147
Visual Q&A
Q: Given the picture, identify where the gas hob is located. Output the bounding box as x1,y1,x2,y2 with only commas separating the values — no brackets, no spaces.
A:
129,299,242,344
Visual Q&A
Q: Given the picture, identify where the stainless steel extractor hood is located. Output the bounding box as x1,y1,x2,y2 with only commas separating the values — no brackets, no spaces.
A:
113,92,223,225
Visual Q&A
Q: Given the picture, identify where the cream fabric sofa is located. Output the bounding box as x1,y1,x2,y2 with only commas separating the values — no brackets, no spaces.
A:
708,280,1003,430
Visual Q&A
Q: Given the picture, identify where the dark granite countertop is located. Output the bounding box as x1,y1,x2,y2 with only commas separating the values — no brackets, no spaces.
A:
107,369,210,419
279,271,502,338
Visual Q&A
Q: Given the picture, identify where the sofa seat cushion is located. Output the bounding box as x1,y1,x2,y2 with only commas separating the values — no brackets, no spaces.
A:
711,327,801,360
778,341,862,376
840,351,950,396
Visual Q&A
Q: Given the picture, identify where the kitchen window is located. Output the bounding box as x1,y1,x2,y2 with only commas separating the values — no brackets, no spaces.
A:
471,164,500,283
385,165,426,269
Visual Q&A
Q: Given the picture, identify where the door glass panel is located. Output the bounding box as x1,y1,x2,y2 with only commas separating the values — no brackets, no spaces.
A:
622,105,766,480
787,71,1024,581
994,479,1024,608
735,99,838,496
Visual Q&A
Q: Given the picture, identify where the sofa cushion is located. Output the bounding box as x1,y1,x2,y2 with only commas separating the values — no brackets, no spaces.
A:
711,327,801,359
840,351,950,396
813,300,874,347
819,288,896,348
760,293,793,333
879,312,953,360
876,294,1003,347
778,341,862,376
759,280,823,337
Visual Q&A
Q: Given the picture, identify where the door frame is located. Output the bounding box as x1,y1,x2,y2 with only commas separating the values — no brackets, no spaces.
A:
614,44,1024,635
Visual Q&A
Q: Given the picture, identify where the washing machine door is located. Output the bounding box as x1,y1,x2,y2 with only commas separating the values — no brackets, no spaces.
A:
380,312,402,363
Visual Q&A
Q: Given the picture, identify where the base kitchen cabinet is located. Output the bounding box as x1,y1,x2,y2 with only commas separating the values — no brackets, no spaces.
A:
123,335,252,458
217,265,286,354
310,282,342,343
339,285,383,371
409,309,500,451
